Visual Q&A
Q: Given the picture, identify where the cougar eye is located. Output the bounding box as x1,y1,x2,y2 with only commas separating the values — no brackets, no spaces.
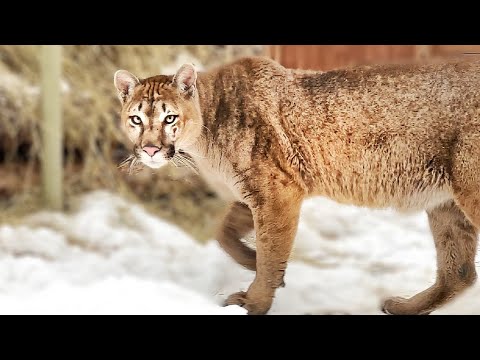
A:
164,115,178,125
129,115,142,126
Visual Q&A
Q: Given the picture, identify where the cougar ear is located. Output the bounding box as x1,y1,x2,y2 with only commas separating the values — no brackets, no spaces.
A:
174,63,197,96
114,70,140,103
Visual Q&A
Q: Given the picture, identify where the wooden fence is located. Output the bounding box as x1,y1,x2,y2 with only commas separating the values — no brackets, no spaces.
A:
266,45,480,71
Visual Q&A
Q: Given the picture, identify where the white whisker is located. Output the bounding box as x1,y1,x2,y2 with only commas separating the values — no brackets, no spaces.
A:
184,151,206,159
179,154,197,168
118,154,134,169
174,153,199,174
129,157,138,175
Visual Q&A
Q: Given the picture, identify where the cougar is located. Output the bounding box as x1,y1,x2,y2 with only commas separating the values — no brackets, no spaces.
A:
114,56,480,315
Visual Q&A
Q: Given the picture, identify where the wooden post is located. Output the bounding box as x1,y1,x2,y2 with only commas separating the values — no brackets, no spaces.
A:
272,45,282,63
41,45,63,210
264,45,281,63
416,45,432,61
225,45,234,63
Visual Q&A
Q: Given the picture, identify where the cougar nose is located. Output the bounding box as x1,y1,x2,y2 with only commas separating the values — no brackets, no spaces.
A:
143,145,161,157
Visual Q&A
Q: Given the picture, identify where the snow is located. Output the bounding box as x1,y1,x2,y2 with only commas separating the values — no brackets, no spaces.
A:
0,190,479,314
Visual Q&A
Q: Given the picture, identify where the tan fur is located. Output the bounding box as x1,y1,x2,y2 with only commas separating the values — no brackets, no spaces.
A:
114,57,480,315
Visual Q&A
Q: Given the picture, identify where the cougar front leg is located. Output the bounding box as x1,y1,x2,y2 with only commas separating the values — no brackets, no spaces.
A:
225,188,303,315
216,202,256,271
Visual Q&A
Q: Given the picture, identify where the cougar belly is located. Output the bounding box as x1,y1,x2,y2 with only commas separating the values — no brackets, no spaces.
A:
390,188,453,212
313,166,453,213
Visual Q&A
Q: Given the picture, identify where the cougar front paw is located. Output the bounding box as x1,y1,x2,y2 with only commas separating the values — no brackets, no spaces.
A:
224,291,273,315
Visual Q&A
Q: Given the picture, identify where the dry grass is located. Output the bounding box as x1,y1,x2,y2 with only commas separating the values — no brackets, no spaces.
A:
0,45,263,240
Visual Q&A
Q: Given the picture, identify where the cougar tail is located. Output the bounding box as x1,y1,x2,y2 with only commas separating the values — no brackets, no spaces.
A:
216,202,257,271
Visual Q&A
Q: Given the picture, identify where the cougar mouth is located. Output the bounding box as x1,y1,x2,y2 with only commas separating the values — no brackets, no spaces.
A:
134,144,170,169
120,145,194,173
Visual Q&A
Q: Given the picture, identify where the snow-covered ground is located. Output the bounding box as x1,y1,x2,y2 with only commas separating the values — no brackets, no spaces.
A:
0,191,479,315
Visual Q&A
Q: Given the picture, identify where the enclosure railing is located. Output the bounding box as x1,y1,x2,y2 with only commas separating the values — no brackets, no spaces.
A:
41,45,63,210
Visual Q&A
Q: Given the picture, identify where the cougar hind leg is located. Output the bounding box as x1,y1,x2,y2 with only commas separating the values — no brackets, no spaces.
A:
382,200,477,315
